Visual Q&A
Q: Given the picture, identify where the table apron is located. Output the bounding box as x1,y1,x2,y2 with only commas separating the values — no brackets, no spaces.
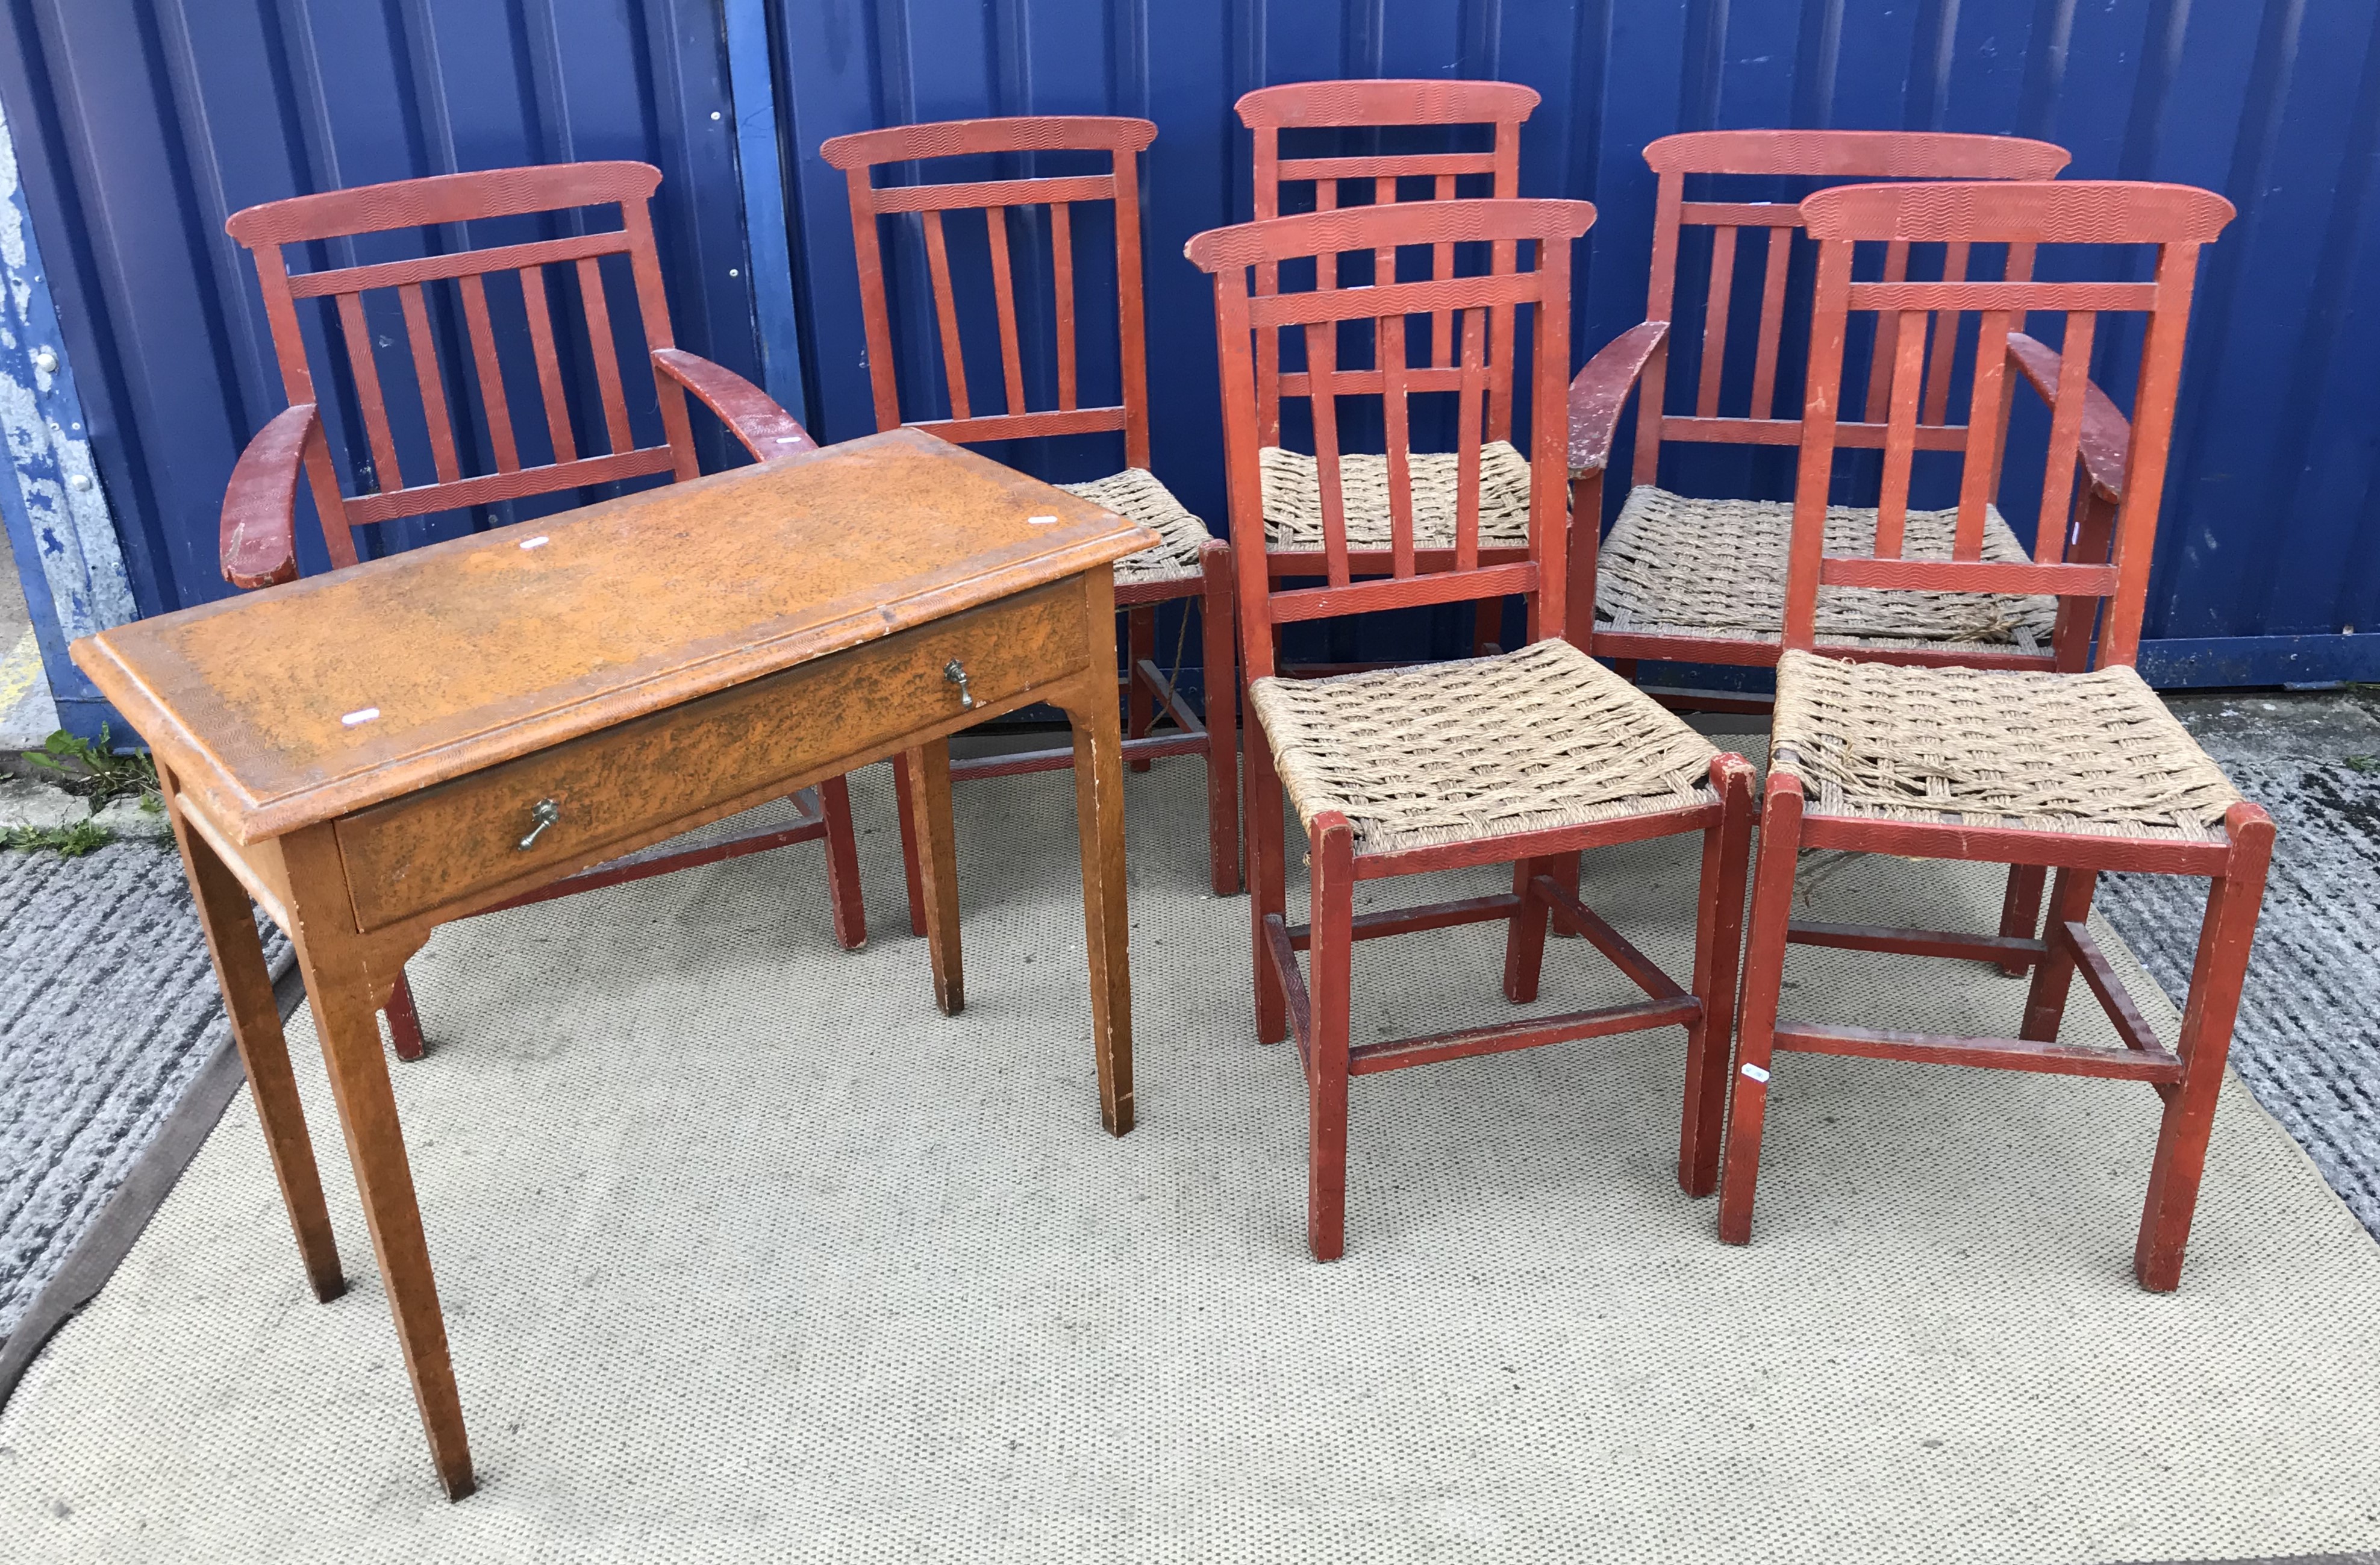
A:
333,578,1093,932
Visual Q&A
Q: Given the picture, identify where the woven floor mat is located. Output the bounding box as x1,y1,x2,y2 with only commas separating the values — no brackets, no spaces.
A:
1594,486,2060,649
3,760,2376,1563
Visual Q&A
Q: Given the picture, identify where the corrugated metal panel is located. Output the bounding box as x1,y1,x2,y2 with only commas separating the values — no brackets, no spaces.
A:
767,0,2380,682
0,0,759,622
5,1,2379,688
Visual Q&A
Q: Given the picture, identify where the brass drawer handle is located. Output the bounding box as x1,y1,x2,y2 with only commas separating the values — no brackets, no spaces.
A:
517,798,561,851
943,659,976,711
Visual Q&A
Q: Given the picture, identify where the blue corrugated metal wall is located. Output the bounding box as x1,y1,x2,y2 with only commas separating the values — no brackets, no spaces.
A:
5,1,2380,692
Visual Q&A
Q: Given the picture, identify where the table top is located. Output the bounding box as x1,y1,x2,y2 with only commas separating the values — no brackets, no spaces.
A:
73,430,1155,842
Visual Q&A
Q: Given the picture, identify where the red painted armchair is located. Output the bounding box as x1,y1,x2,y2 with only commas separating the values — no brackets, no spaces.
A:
218,160,867,1062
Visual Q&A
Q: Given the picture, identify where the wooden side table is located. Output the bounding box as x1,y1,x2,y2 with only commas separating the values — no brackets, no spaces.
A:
72,429,1155,1499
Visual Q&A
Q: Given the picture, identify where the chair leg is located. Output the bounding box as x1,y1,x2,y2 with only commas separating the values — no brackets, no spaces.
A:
1995,863,2047,976
890,752,928,939
1199,543,1242,896
2019,868,2097,1041
1470,596,1503,658
1246,718,1290,1046
386,970,427,1063
1717,772,1805,1245
1307,814,1355,1261
2135,803,2274,1292
1680,755,1757,1198
1126,604,1156,772
1499,852,1569,1005
815,774,867,951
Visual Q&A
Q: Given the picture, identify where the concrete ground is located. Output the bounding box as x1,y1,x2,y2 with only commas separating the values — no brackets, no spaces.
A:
0,563,60,752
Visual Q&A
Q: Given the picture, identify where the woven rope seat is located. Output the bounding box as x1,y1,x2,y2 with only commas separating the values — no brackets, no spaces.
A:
1057,469,1214,587
1248,639,1720,857
1260,441,1537,554
1772,650,2246,842
1596,487,2060,652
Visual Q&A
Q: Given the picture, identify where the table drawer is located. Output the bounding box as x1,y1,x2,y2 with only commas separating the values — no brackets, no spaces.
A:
335,578,1090,932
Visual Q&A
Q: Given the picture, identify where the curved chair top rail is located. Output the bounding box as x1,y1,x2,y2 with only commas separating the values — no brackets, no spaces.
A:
1235,78,1540,130
1185,196,1594,270
225,161,661,248
1803,180,2237,245
1644,130,2069,180
819,115,1156,170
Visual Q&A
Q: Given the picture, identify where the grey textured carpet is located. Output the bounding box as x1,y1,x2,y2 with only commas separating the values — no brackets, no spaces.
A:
3,763,2379,1561
0,840,287,1344
2094,754,2380,1240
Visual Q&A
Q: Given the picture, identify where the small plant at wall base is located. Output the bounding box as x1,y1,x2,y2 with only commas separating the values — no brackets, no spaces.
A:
0,819,111,856
22,726,162,811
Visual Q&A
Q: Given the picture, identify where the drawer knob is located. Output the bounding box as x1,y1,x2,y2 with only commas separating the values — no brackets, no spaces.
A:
517,798,561,851
943,658,977,711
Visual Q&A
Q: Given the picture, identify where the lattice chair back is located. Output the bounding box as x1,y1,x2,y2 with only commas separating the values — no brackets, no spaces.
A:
1629,130,2070,487
223,163,722,578
1188,198,1590,676
1237,80,1539,448
819,117,1157,470
1782,180,2234,670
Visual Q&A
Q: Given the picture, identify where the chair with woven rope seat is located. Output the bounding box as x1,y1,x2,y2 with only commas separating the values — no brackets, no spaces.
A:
1239,79,1541,656
216,161,867,1064
1714,180,2269,1292
819,116,1239,906
1187,196,1758,1262
1567,129,2094,676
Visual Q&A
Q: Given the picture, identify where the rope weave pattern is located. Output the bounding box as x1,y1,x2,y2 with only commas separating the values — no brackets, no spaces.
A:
1260,441,1538,553
1772,651,2246,841
1596,487,2059,651
1249,639,1720,857
1058,469,1214,587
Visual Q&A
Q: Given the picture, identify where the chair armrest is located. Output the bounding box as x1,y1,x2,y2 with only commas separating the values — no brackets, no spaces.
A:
651,348,819,463
220,404,316,590
2005,333,2126,502
1568,320,1668,476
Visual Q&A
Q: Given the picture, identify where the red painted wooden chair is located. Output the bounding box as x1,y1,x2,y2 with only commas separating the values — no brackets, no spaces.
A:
819,117,1239,905
1238,79,1540,658
1715,181,2264,1291
1570,131,2089,973
1187,197,1759,1261
219,161,866,1062
1570,130,2080,680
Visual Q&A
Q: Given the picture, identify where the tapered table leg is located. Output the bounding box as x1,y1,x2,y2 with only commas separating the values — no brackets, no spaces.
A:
167,788,345,1303
282,826,475,1501
902,739,964,1015
1060,654,1135,1137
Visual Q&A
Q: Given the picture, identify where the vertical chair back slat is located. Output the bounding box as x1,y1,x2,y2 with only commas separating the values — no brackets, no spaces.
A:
517,266,578,464
455,275,520,473
1872,310,1930,558
222,161,698,563
1626,131,2069,487
1750,224,1793,419
1781,181,2233,666
2035,310,2099,566
576,257,634,457
1188,198,1590,680
1920,242,1972,424
395,283,461,484
1238,80,1540,451
1307,319,1352,587
820,117,1158,459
